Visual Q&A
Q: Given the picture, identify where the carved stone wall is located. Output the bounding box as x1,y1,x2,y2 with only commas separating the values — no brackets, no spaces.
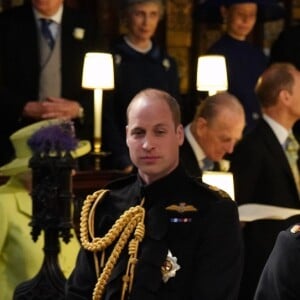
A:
166,0,194,93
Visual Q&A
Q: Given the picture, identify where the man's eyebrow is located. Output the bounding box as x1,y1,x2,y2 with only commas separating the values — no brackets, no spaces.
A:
154,123,168,128
130,126,144,131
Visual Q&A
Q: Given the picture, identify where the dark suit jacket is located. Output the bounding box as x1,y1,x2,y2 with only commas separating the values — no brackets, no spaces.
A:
180,138,222,178
231,119,300,207
180,139,203,178
230,119,300,300
254,224,300,300
0,4,98,166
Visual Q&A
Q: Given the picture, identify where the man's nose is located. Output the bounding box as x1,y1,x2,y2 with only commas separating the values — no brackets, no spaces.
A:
142,14,151,26
226,142,235,154
142,135,155,150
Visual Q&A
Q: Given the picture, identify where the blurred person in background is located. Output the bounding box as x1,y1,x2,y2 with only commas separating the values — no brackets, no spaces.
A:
229,62,300,300
0,119,91,300
102,0,181,172
206,0,268,133
180,91,245,178
0,0,99,168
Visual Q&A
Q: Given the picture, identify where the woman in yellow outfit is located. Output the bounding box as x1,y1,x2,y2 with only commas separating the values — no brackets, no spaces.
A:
0,119,91,299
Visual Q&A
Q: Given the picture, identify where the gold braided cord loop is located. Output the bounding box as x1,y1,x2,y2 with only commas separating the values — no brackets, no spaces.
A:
80,189,109,278
80,189,145,300
80,189,109,251
121,218,145,299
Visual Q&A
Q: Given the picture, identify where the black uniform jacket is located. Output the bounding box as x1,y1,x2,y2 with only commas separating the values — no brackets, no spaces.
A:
254,224,300,300
66,165,243,300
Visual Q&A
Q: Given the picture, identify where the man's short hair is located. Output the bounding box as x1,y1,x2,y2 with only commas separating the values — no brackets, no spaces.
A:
255,63,296,108
121,0,165,19
193,91,244,123
127,88,181,127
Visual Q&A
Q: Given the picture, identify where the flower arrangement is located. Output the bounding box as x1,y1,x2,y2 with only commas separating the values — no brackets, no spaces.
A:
114,54,122,65
219,159,230,172
73,27,85,40
162,58,170,70
28,121,78,155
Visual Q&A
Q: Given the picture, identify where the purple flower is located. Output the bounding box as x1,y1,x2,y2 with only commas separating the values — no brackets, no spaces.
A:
28,121,78,154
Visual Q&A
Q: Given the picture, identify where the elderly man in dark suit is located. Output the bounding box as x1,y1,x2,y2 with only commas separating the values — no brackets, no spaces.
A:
180,91,245,178
230,62,300,300
0,0,98,166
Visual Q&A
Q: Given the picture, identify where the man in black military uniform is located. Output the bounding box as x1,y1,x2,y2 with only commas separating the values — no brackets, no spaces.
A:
65,88,243,299
254,223,300,300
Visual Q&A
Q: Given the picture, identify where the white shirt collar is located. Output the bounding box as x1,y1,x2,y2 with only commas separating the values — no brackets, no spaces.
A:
185,124,206,168
123,36,152,54
263,114,289,147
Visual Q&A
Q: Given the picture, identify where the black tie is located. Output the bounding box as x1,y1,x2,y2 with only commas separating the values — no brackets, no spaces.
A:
40,18,54,49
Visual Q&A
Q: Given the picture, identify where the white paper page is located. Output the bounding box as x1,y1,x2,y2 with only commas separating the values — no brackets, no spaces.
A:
238,203,300,222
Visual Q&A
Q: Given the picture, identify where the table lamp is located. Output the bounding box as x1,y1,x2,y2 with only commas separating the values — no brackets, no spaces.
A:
82,52,114,159
196,55,228,96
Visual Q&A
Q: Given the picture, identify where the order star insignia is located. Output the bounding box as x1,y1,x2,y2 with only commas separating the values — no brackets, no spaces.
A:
161,250,181,283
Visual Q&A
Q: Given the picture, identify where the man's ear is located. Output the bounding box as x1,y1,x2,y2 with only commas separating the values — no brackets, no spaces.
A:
177,124,185,146
279,89,291,106
220,5,229,22
195,117,207,137
196,117,207,129
126,125,129,146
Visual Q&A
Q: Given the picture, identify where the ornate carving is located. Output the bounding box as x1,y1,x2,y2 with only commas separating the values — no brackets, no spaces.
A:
14,153,75,300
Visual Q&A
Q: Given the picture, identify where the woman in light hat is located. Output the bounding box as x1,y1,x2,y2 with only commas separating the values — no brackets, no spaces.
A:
0,119,91,300
103,0,182,172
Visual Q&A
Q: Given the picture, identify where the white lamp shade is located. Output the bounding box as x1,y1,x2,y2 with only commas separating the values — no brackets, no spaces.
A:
82,52,114,89
202,171,235,200
196,55,228,95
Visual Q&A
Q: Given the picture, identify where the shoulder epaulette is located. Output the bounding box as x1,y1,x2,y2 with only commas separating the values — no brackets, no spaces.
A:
191,177,232,200
206,184,231,199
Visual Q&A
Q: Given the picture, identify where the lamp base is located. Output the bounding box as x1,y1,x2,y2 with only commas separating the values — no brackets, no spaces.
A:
92,137,111,170
90,150,110,171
